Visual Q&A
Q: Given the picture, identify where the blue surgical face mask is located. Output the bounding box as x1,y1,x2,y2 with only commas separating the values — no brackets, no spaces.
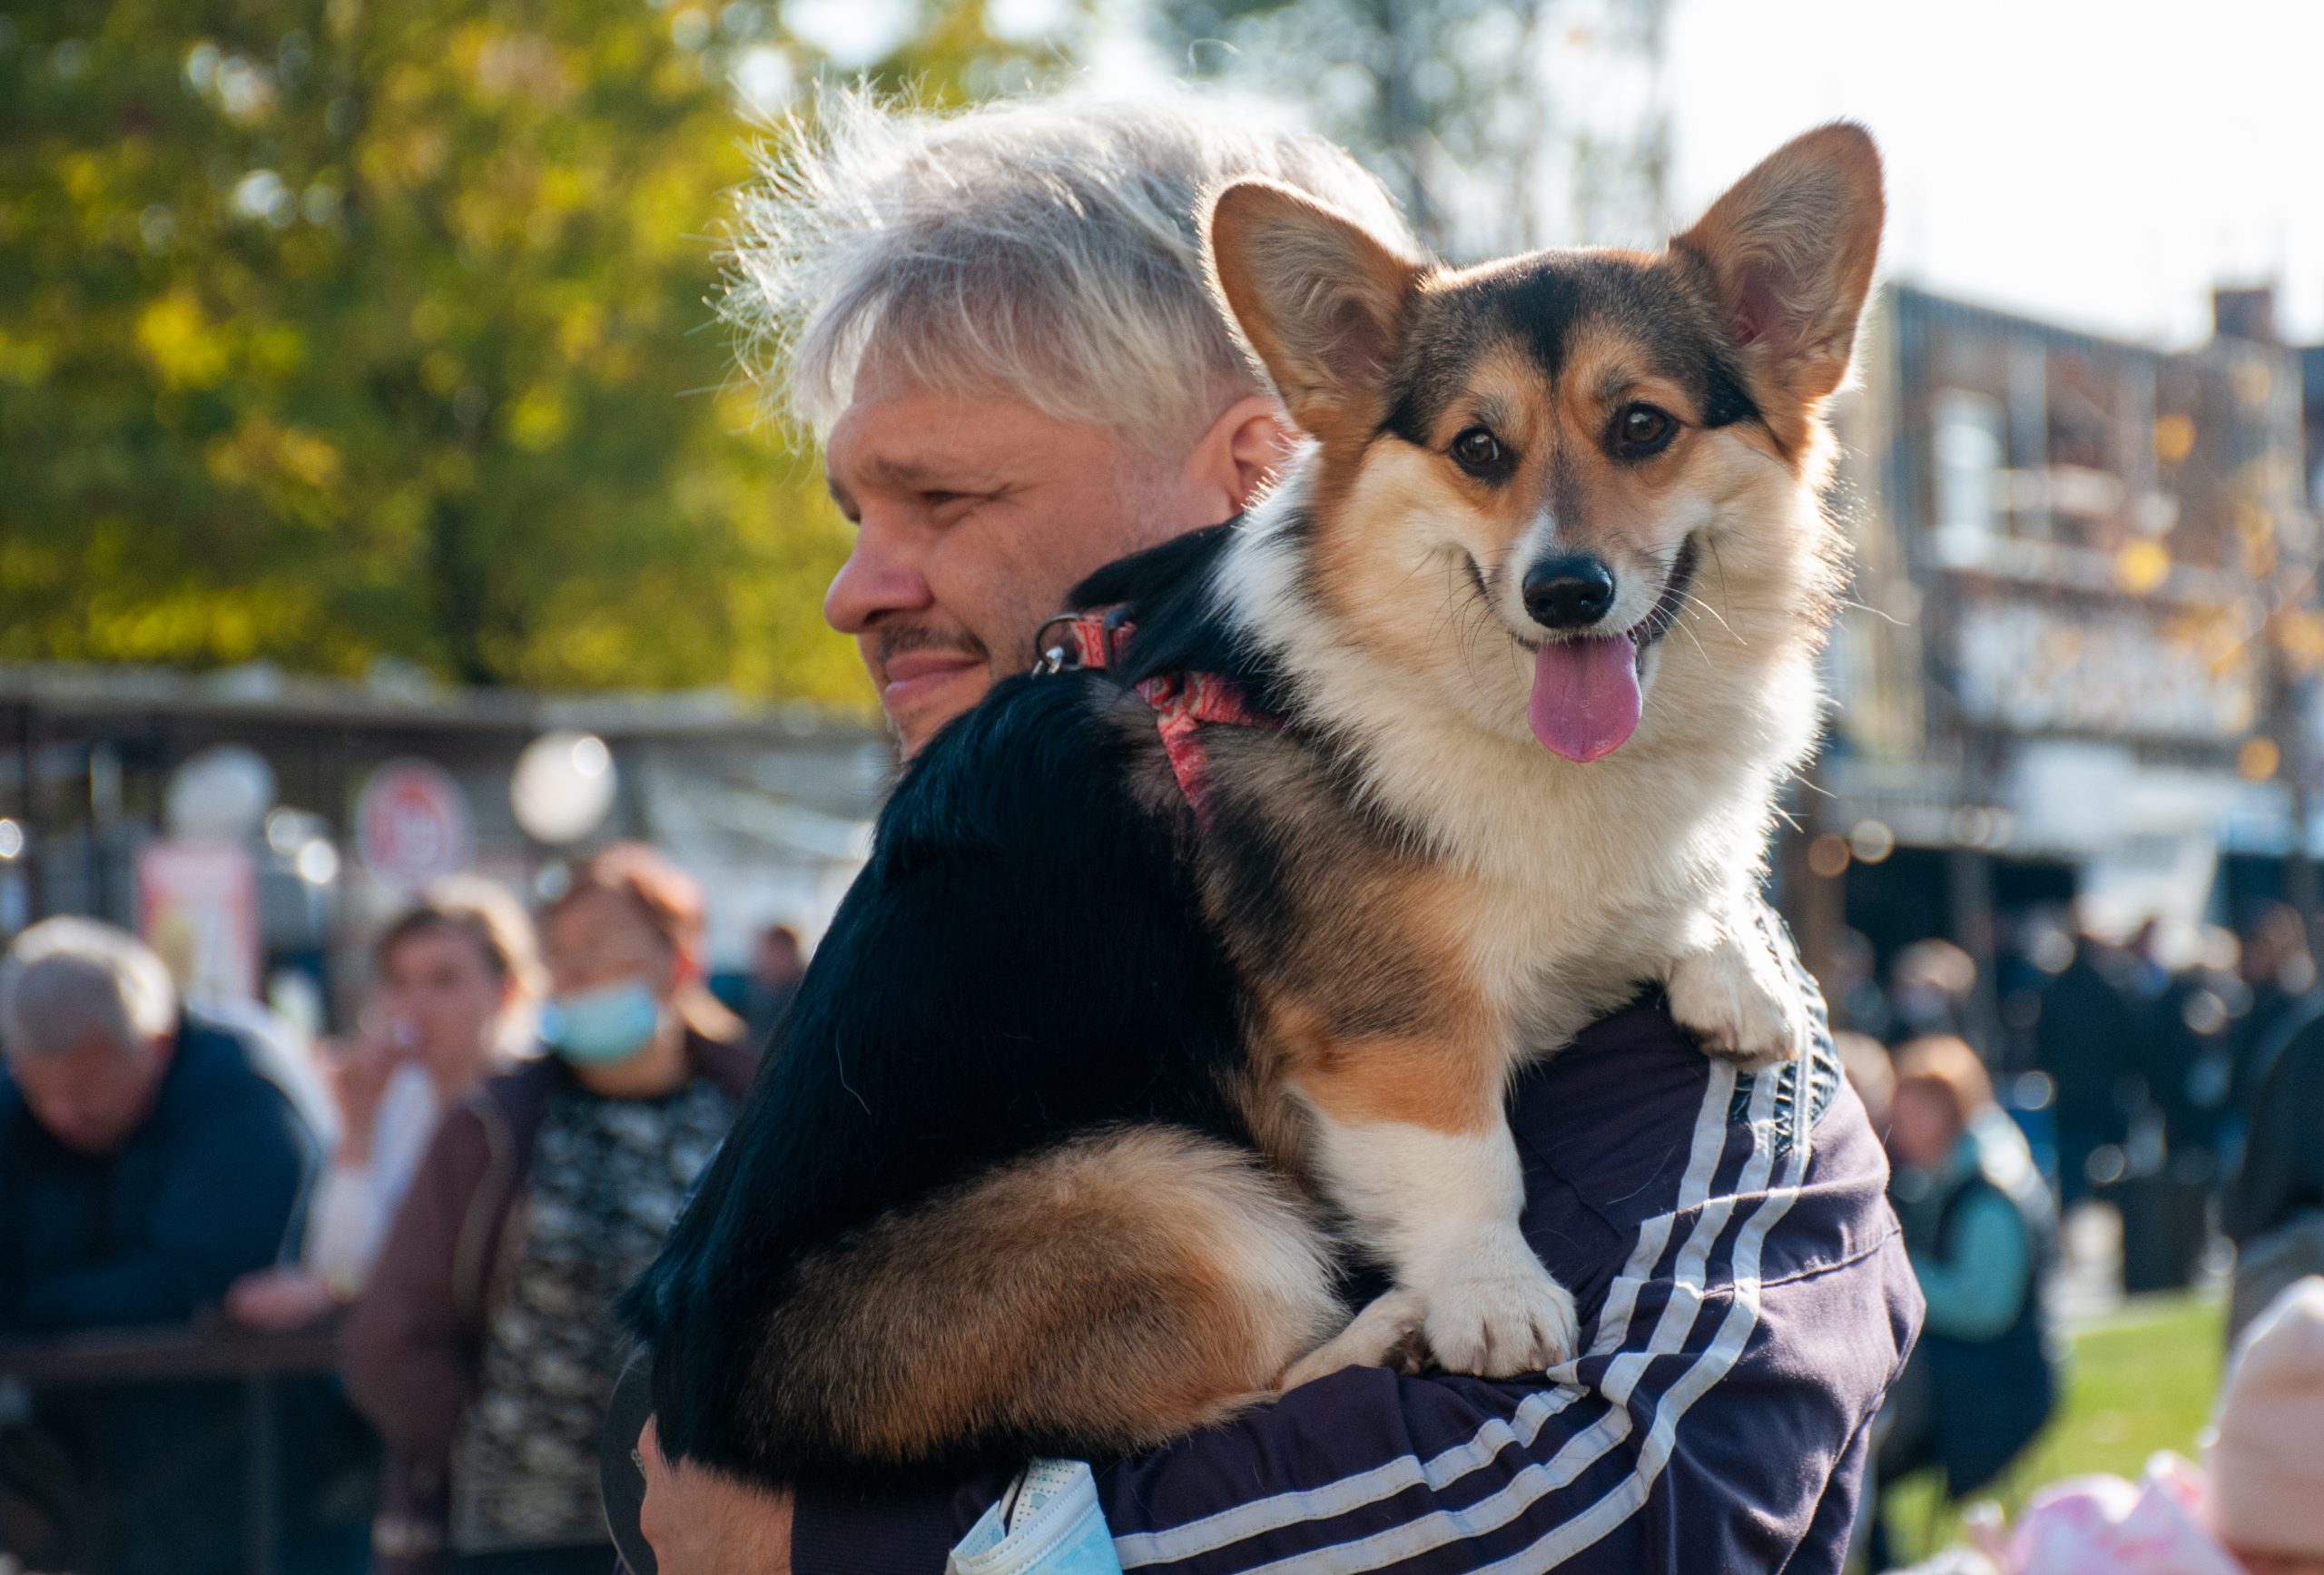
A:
541,979,663,1066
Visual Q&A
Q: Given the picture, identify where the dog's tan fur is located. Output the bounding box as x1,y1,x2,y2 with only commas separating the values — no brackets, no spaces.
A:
745,1127,1339,1464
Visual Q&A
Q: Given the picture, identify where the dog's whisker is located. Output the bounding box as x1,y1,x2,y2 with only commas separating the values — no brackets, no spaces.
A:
1833,596,1904,628
1674,588,1732,633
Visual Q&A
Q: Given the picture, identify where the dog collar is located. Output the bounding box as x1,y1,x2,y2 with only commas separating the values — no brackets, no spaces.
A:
1034,610,1275,825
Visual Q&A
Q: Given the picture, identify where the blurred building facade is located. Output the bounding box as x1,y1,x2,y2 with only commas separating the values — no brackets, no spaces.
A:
1797,283,2318,1008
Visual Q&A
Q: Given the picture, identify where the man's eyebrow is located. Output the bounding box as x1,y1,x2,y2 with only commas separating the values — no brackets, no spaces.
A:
857,453,1000,489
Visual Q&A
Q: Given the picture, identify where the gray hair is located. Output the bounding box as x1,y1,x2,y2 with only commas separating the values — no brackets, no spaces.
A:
0,917,179,1060
725,88,1415,452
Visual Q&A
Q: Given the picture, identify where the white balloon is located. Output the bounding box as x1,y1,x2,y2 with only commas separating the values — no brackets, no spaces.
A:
166,745,276,841
511,732,618,844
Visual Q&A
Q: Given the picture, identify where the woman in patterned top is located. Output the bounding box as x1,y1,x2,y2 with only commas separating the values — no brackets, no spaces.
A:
227,878,543,1329
345,843,756,1575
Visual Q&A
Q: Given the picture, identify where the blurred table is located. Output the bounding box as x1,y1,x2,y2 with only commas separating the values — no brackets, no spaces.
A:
0,1323,340,1575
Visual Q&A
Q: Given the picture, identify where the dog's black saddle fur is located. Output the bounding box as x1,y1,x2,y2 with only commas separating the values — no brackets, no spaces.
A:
625,524,1285,1481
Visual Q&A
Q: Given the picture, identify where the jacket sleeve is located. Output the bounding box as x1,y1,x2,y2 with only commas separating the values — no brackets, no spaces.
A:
342,1104,497,1459
11,1082,309,1332
793,1091,1921,1575
794,1245,1913,1575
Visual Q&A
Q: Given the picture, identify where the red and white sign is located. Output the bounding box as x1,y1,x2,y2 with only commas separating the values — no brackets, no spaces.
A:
356,758,475,891
138,841,261,1002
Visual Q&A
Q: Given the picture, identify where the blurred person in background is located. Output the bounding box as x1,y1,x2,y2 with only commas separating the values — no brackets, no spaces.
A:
2130,925,2244,1190
1888,1275,2324,1575
2225,976,2324,1338
0,918,326,1575
1836,1029,1897,1134
742,921,805,1051
1826,928,1894,1042
345,844,753,1575
1890,939,1979,1043
2030,925,2141,1206
227,878,544,1330
1873,1036,2058,1569
2227,902,2313,1138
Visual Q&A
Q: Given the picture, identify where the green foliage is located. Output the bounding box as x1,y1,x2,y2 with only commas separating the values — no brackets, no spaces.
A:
0,0,1049,706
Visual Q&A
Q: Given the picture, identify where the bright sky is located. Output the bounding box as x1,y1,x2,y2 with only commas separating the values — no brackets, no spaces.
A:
1665,0,2324,347
777,0,2324,347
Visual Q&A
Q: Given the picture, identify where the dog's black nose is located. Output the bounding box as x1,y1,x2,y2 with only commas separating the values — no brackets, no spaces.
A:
1522,556,1617,631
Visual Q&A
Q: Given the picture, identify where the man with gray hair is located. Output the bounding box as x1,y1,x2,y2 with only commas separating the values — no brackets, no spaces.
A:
743,91,1405,754
627,93,1914,1575
0,916,322,1574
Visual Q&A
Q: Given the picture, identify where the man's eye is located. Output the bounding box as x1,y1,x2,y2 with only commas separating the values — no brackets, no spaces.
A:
1613,404,1677,457
1450,427,1507,477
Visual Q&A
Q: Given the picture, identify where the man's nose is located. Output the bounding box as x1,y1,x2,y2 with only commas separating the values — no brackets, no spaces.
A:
822,511,933,636
1521,555,1617,632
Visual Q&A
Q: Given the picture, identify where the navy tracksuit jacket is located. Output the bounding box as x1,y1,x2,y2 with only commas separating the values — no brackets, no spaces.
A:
793,994,1925,1573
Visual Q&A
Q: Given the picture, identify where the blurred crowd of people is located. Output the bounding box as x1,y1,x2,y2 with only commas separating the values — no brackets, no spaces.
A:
1830,899,2324,1570
13,872,2324,1575
0,845,802,1575
1829,901,2316,1216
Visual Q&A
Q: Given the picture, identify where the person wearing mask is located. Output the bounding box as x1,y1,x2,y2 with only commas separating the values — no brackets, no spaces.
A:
227,878,544,1329
1873,1035,2059,1567
345,844,754,1575
0,917,323,1575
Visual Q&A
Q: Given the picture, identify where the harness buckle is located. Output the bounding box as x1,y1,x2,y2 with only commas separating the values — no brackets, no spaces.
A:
1031,613,1086,677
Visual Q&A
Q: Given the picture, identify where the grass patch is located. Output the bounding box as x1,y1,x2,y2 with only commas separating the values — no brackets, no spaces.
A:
1878,1292,2224,1562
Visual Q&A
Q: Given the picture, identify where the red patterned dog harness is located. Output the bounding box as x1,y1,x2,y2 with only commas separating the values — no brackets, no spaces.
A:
1037,612,1274,825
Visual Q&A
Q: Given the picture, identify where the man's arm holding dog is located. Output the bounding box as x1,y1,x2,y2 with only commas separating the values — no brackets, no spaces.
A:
758,1006,1920,1575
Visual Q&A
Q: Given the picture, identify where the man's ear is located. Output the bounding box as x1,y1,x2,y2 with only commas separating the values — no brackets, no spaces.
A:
1182,392,1296,519
1671,123,1884,409
1204,180,1422,439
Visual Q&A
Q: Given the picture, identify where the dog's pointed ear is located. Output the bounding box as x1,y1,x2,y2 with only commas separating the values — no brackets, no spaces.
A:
1205,179,1422,438
1672,123,1884,409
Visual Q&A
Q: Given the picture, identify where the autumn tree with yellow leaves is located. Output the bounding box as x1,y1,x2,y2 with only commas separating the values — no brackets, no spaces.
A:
0,1,1057,707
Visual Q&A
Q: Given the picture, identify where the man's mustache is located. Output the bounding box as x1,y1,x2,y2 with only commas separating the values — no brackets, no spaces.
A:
874,622,990,667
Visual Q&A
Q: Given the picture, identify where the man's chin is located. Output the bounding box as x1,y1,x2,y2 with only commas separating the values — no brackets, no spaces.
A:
885,664,993,756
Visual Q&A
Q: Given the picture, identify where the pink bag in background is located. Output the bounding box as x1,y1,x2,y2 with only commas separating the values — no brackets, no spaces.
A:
2005,1454,2243,1575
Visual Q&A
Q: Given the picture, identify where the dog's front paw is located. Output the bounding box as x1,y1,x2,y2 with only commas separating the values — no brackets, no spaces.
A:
1667,930,1809,1072
1417,1231,1579,1377
1279,1288,1428,1392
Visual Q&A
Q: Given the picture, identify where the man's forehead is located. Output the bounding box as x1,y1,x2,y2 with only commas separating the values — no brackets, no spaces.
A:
825,377,1131,483
827,440,1004,492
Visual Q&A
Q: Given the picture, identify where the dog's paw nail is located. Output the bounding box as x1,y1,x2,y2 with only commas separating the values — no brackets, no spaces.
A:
1668,943,1807,1070
1423,1270,1578,1378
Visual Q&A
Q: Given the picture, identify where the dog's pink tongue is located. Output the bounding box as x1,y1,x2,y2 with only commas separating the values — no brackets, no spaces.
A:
1528,635,1640,762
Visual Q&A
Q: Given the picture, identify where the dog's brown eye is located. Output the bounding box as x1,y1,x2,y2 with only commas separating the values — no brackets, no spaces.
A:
1615,404,1676,456
1451,427,1505,476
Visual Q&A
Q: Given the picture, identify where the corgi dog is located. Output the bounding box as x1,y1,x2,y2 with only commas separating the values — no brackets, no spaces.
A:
626,123,1884,1486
